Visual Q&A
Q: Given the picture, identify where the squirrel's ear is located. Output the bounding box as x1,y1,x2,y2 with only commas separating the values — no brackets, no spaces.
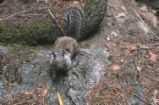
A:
52,51,56,58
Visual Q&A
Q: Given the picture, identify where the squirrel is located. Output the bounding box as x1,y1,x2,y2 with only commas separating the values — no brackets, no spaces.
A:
65,6,85,41
50,36,79,74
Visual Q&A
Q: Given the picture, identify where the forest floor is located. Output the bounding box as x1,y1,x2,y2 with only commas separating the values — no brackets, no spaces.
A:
86,0,159,104
0,0,159,104
0,0,85,25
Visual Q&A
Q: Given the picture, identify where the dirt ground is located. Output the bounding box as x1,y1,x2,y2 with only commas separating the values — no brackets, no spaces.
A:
86,0,159,104
0,0,81,25
0,0,159,104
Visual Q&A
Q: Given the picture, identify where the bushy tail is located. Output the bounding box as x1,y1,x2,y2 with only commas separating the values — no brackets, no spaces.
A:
65,6,85,41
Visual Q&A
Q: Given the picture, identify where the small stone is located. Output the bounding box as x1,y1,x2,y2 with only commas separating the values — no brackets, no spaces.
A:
137,66,141,72
108,23,111,26
106,37,110,41
120,59,124,62
111,31,118,37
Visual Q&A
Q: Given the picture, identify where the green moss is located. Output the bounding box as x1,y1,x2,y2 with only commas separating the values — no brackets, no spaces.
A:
32,48,39,54
81,44,90,49
7,44,39,61
0,20,57,45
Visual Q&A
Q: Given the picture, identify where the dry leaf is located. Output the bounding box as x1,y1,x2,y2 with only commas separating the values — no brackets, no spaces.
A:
152,90,159,105
42,88,48,97
126,44,136,52
105,42,116,49
112,64,120,71
149,50,159,64
25,91,32,95
153,97,159,105
105,42,121,55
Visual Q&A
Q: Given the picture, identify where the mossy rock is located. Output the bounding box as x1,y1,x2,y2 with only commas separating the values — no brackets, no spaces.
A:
0,20,63,45
0,0,107,45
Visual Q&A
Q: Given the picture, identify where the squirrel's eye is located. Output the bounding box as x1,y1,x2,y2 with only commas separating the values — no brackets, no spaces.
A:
66,48,71,52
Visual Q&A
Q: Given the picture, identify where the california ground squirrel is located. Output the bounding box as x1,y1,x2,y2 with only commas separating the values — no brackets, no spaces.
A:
50,36,79,73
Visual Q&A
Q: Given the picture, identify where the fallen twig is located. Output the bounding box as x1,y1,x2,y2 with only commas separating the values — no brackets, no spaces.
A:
152,43,159,46
48,9,66,36
17,14,43,17
134,94,152,105
57,91,64,105
0,3,39,22
130,46,151,52
131,43,159,52
133,9,159,40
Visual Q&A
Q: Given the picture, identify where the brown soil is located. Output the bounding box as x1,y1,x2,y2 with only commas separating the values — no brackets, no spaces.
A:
86,0,159,104
0,0,84,25
0,0,159,104
0,84,49,105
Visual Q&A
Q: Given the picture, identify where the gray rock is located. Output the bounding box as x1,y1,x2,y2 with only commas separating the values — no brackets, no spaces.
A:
0,45,109,104
0,46,9,76
0,46,9,54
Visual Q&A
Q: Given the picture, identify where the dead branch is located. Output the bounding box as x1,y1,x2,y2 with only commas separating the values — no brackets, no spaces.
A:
17,14,43,17
48,9,66,36
130,46,151,52
0,3,39,22
134,94,152,105
133,9,159,40
131,43,159,52
152,43,159,46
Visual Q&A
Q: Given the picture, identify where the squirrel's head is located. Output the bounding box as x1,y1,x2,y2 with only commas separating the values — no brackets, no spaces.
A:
50,49,72,72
